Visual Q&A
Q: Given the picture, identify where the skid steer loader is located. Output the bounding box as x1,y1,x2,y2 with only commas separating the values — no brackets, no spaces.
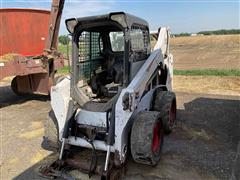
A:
40,12,176,179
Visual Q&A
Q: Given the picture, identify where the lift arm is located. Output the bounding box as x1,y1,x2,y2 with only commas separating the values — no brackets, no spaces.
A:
45,0,65,50
153,27,170,57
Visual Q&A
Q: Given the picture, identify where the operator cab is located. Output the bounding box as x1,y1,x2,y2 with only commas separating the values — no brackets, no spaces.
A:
66,12,151,109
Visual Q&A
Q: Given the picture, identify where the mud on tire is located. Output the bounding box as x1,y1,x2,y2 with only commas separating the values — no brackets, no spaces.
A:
130,111,164,166
41,109,60,152
153,90,176,134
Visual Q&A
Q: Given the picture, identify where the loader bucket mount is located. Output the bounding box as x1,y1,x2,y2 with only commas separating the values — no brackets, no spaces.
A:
38,148,125,180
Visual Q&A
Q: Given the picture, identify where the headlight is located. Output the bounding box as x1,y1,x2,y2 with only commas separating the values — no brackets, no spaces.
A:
65,18,78,34
110,13,127,28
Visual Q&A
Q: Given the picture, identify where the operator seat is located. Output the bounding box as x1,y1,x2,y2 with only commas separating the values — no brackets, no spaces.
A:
107,53,123,84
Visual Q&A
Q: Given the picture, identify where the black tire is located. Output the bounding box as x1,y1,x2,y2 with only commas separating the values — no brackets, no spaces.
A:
11,76,26,96
153,90,177,134
131,111,164,166
41,110,60,152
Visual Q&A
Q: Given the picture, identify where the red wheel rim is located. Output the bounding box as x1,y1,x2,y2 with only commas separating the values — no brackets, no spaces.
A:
152,122,162,152
169,100,176,127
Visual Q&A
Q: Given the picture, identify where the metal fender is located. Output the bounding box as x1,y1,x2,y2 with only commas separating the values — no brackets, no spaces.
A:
50,76,71,139
165,54,173,91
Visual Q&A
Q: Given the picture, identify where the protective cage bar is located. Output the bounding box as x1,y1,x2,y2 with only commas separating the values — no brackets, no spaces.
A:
131,25,150,54
77,31,103,86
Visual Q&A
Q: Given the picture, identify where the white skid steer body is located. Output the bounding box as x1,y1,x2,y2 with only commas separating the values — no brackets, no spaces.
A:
50,27,173,164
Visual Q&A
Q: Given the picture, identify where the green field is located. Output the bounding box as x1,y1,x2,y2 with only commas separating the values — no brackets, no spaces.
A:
174,69,240,76
58,66,70,73
58,66,240,77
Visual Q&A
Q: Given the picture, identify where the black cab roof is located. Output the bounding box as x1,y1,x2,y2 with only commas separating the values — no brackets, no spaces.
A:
66,12,149,33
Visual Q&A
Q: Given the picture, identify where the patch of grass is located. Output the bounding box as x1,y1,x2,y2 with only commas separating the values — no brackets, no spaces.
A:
58,67,240,77
174,69,240,76
58,66,70,74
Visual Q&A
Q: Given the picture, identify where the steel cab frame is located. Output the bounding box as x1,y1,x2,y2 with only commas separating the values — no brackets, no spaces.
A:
64,12,156,166
66,12,150,103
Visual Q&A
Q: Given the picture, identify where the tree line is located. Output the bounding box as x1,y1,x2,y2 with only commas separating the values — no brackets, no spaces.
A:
198,29,240,35
172,29,240,37
59,35,70,45
58,29,240,43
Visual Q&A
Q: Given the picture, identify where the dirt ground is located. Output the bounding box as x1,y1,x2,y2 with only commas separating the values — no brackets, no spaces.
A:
173,76,240,96
170,35,240,70
0,76,239,180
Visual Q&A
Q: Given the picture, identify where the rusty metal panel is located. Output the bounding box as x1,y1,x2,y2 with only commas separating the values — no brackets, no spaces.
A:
15,75,31,94
0,8,50,56
29,73,50,95
14,73,50,95
0,55,48,80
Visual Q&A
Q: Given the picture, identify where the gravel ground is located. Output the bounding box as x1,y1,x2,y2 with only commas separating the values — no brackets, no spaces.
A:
0,81,239,180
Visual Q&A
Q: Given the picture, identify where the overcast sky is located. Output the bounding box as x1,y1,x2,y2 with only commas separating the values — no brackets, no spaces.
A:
1,0,239,34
